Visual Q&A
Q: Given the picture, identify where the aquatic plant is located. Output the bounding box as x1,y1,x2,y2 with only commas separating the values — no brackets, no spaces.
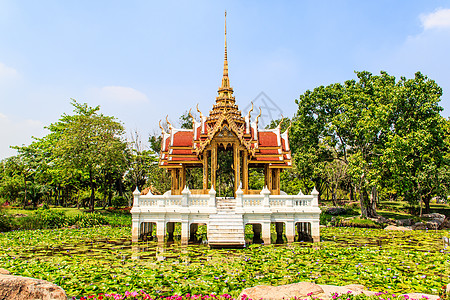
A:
0,227,449,298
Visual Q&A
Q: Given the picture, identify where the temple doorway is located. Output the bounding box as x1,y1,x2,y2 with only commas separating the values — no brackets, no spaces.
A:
216,146,234,197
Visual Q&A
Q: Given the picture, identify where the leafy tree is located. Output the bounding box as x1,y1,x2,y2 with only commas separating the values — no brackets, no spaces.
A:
382,73,447,214
51,100,128,211
292,71,446,217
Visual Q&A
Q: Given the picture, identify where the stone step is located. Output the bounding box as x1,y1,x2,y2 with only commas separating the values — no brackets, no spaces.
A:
209,214,243,219
208,213,245,247
208,228,244,233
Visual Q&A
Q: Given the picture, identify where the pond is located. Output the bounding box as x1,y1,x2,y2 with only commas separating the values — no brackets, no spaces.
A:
0,226,449,298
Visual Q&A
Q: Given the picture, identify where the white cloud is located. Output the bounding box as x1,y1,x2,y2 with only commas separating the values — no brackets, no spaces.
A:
420,8,450,30
93,86,149,104
0,113,46,160
0,62,19,80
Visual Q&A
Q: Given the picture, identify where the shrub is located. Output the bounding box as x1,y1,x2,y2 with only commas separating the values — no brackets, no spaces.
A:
13,209,110,230
68,213,108,227
111,195,128,208
0,210,13,232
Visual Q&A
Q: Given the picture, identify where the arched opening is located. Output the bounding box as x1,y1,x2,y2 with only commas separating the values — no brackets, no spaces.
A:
166,222,181,243
189,223,208,244
272,222,286,244
296,222,313,242
140,222,156,241
245,223,263,244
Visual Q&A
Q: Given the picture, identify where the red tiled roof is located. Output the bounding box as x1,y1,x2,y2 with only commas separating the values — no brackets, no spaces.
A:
172,131,193,147
171,149,194,155
259,149,279,155
258,132,278,147
170,157,199,161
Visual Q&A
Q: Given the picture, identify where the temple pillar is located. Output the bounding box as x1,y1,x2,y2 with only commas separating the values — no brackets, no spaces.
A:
296,223,302,242
242,150,248,193
252,223,262,243
180,165,186,191
311,221,320,243
203,151,209,191
156,221,165,243
171,169,177,195
132,217,140,243
233,144,240,195
189,223,198,242
181,221,190,245
167,222,175,242
211,143,217,190
286,221,295,244
262,222,271,245
275,222,284,244
273,169,280,195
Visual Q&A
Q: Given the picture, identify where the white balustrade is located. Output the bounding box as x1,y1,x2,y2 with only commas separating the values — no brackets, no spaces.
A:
243,197,262,206
189,196,209,206
166,196,182,206
133,187,318,209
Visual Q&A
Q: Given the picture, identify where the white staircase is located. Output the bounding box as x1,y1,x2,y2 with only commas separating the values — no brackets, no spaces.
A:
208,198,245,247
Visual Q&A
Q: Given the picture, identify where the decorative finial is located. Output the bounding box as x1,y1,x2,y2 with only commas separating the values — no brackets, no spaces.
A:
223,10,228,78
255,107,262,124
159,120,166,134
247,102,254,118
196,103,204,119
279,114,285,129
225,11,227,60
166,115,172,129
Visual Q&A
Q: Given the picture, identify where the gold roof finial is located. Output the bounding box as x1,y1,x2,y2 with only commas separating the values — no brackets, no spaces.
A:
222,10,229,83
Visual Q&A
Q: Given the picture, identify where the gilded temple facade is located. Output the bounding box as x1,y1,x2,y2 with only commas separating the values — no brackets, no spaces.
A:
131,13,320,247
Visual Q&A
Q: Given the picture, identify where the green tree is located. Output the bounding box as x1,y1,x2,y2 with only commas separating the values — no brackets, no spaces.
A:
51,100,128,211
292,71,446,217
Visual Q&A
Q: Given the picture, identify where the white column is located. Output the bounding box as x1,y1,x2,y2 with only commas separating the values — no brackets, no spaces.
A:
286,221,295,244
181,221,190,245
311,220,320,243
132,216,140,243
156,221,166,243
262,221,271,245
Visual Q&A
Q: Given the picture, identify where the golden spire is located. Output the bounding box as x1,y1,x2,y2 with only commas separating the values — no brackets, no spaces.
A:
207,10,244,125
222,10,229,88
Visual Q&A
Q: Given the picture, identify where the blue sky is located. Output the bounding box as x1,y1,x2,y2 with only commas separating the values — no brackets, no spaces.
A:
1,1,450,159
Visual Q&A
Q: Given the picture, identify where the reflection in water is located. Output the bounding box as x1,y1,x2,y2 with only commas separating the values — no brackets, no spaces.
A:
20,231,447,264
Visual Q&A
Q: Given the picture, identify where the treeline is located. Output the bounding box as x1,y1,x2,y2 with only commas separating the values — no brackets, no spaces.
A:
1,71,449,217
0,100,170,211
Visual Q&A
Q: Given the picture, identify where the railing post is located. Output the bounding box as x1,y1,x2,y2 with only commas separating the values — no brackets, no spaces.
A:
286,196,293,207
235,186,243,207
311,186,319,207
133,187,140,207
260,186,271,207
208,186,216,207
182,186,190,207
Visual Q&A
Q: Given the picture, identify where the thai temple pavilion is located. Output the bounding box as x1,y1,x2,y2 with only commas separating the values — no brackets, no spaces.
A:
131,13,321,247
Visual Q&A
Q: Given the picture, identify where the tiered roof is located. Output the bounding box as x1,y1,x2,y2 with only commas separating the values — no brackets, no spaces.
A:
159,12,292,169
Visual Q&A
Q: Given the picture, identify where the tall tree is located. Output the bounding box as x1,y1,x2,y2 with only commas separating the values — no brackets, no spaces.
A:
292,71,446,217
51,100,127,211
